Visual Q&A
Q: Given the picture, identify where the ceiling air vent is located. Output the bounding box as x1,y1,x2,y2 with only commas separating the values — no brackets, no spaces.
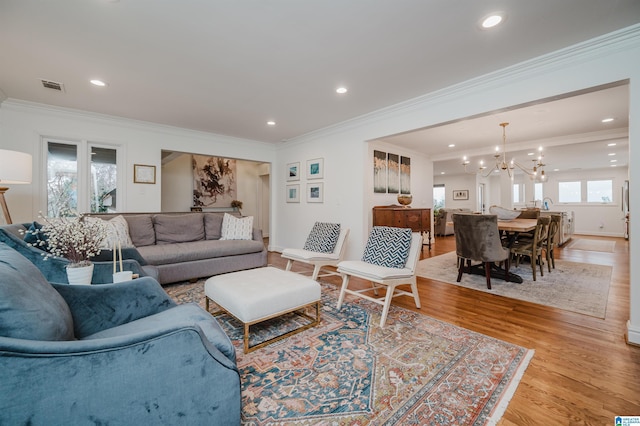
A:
40,79,65,92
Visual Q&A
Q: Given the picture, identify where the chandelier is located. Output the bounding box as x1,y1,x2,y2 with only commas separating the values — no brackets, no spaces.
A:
462,122,547,181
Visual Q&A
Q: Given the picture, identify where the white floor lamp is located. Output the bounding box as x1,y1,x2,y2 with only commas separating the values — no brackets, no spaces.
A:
0,149,32,224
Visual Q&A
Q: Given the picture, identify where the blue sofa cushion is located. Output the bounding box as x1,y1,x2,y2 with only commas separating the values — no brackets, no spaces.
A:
0,243,74,341
22,221,49,250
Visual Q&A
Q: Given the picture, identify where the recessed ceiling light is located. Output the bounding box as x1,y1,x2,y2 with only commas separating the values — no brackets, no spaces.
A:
266,121,276,126
336,87,348,94
481,13,505,29
448,144,455,148
608,142,617,146
90,79,107,87
608,153,616,156
611,164,617,167
440,172,445,175
611,159,618,163
554,169,560,172
527,152,534,156
602,118,614,123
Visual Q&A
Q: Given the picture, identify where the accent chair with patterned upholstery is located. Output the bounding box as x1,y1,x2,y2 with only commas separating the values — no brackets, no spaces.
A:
452,213,510,289
282,222,350,280
336,226,422,328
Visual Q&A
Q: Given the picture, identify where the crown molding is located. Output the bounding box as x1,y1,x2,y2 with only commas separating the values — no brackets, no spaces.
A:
287,24,640,145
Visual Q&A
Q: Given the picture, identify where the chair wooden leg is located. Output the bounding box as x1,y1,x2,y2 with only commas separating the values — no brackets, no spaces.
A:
312,265,321,281
336,274,350,310
410,278,421,309
531,257,536,281
546,249,552,272
484,262,492,290
457,257,464,282
539,254,544,277
285,259,294,272
551,249,556,269
379,284,396,328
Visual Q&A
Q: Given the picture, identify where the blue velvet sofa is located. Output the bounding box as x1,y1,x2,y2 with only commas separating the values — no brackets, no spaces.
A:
0,223,159,283
0,242,241,425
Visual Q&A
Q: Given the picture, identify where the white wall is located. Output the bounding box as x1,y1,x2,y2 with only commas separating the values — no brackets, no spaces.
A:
0,101,276,221
274,25,640,343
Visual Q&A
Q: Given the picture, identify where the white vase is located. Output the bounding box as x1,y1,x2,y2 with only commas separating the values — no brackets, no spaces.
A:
66,263,94,285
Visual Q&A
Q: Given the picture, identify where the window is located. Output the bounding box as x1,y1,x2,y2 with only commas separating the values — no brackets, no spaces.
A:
513,184,523,204
433,184,445,210
46,140,120,217
587,180,613,203
534,183,543,203
558,181,581,203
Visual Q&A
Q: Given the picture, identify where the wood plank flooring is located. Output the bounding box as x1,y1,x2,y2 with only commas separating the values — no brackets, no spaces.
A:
268,235,640,425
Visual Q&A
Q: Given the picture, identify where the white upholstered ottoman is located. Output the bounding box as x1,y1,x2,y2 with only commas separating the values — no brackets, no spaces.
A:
204,267,321,353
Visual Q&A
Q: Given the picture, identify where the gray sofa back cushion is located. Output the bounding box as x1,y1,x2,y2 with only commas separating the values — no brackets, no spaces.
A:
204,213,224,240
154,213,204,245
0,243,74,341
125,215,156,247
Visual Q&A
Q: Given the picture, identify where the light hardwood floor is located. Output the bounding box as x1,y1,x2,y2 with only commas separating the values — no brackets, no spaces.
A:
268,235,640,425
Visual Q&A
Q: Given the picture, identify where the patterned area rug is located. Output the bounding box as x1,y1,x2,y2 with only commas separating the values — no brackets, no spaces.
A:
566,238,616,253
416,252,612,318
165,278,534,425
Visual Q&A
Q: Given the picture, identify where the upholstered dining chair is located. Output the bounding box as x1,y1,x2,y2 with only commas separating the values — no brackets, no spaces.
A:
452,213,510,289
282,222,349,280
336,226,422,328
510,216,550,281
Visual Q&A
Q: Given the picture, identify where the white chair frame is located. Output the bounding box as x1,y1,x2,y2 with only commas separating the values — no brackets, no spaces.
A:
336,232,422,328
281,228,350,281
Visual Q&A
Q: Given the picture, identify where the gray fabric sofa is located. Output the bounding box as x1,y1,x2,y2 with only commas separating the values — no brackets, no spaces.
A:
434,208,472,236
0,242,241,425
90,212,268,285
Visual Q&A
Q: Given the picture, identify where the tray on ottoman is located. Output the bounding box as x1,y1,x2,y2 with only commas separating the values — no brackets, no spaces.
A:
204,267,321,353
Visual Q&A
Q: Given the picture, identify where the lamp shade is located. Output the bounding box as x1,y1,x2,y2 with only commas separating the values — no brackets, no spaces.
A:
0,149,32,184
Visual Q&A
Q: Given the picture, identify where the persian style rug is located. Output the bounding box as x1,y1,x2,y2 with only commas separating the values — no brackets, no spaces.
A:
416,251,612,318
165,279,534,425
566,238,616,253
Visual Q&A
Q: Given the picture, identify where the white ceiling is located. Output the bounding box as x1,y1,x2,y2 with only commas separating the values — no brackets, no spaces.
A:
1,1,638,163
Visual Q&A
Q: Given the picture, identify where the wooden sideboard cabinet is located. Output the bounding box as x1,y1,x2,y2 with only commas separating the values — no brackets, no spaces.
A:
372,205,431,249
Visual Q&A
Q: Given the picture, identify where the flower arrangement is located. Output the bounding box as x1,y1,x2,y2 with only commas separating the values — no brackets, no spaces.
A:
231,200,243,215
24,213,108,267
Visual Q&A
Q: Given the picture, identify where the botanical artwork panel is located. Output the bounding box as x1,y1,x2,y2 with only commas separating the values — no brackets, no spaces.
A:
373,150,387,193
400,156,411,194
192,155,237,207
387,153,399,194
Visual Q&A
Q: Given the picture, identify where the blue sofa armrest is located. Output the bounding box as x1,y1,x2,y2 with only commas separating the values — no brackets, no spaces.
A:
0,325,241,425
52,277,176,338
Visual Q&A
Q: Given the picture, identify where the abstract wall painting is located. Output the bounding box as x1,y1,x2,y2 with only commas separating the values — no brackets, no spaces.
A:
387,153,400,193
373,150,387,193
192,155,237,207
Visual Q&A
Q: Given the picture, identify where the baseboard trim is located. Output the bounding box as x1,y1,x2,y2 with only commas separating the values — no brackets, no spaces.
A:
626,320,640,346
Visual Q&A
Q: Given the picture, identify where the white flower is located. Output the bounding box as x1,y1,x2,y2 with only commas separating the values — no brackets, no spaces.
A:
26,213,108,266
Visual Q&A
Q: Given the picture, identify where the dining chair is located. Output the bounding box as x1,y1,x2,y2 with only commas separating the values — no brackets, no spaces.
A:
452,213,510,290
282,223,350,280
543,214,561,272
511,216,550,281
336,227,422,328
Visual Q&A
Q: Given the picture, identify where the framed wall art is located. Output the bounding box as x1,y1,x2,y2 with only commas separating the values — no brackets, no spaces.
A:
287,162,300,181
192,155,237,207
307,182,324,203
373,150,387,193
306,158,324,179
387,153,399,193
133,164,156,184
286,184,300,203
453,189,469,200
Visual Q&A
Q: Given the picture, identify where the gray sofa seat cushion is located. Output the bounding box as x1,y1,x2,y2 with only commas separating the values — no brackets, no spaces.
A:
84,302,236,361
0,244,74,341
154,213,204,244
125,215,156,247
136,240,265,265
